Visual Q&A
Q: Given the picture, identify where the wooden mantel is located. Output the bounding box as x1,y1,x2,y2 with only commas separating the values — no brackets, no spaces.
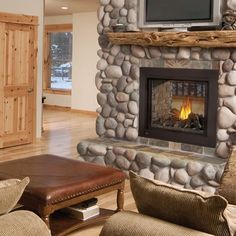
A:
107,30,236,48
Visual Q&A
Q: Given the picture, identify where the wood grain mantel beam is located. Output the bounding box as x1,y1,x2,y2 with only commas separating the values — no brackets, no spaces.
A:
107,31,236,48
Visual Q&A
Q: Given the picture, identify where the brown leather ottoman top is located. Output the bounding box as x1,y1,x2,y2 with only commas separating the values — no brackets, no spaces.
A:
0,154,126,205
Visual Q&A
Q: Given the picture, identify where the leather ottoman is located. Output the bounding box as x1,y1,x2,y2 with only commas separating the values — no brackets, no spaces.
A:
0,154,126,235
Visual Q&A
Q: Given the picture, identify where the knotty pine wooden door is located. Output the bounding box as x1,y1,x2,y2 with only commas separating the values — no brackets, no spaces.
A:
0,13,38,148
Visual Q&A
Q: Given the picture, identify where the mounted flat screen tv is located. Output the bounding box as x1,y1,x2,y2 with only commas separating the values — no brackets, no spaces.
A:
138,0,221,29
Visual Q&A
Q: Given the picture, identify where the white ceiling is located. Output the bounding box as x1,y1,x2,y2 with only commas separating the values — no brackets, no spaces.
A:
45,0,99,16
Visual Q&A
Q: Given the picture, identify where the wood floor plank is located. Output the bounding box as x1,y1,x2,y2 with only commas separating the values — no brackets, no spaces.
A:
0,108,136,236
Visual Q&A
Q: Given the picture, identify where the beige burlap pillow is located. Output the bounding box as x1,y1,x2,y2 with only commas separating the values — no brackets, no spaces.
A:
130,171,231,236
218,147,236,205
0,177,29,215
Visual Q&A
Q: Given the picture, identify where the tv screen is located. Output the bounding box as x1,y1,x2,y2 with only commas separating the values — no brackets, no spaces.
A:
139,0,221,29
146,0,212,22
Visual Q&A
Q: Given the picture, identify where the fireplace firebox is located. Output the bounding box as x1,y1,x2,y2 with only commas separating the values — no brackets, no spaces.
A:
139,68,218,147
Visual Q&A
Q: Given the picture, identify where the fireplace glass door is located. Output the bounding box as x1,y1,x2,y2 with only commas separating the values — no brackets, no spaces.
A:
151,80,207,134
139,67,218,147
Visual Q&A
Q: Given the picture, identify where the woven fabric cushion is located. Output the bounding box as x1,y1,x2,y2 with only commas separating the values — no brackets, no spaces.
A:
224,204,236,236
0,177,29,215
218,146,236,205
130,171,232,236
100,211,215,236
0,210,51,236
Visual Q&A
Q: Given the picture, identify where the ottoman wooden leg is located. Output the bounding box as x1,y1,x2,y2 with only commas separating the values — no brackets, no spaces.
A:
116,183,125,212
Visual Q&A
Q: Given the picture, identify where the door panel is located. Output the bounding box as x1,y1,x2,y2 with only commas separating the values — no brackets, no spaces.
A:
4,96,14,134
17,95,27,132
0,20,36,148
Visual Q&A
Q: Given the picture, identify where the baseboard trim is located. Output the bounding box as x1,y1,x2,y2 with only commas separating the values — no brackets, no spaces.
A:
71,109,97,117
43,104,71,111
43,105,97,117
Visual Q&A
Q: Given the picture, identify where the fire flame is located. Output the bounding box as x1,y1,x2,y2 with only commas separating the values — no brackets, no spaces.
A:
179,97,192,120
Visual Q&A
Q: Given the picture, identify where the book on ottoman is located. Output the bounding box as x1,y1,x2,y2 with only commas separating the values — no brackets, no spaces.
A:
63,204,100,221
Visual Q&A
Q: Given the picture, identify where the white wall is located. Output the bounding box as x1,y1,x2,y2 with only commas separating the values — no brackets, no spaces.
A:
44,15,72,108
45,15,72,24
44,93,71,107
0,0,44,137
71,12,99,112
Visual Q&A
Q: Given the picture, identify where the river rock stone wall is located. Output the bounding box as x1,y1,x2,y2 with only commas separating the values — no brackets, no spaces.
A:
98,0,138,35
77,140,226,193
95,0,236,159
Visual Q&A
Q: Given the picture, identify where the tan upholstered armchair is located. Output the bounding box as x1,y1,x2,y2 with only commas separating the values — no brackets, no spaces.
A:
0,177,51,236
100,146,236,236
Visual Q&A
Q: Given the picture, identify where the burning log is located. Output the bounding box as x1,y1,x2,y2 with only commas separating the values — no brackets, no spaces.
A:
153,112,204,131
153,97,204,132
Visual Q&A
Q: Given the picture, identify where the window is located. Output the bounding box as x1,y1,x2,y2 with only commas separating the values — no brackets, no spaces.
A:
44,24,72,94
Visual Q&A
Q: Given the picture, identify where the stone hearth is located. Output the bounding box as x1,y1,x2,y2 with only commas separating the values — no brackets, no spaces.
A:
77,138,225,193
77,0,236,191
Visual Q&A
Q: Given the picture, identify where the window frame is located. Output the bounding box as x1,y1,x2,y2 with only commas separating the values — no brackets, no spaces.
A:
43,24,73,95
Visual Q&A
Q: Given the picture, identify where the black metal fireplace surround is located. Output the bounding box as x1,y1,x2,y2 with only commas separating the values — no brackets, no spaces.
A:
139,67,218,147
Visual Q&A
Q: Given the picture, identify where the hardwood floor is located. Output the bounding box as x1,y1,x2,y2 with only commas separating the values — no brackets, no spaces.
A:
0,108,136,236
0,107,97,160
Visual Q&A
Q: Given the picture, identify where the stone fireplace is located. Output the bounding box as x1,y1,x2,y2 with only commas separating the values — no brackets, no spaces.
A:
77,0,236,192
94,47,236,159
